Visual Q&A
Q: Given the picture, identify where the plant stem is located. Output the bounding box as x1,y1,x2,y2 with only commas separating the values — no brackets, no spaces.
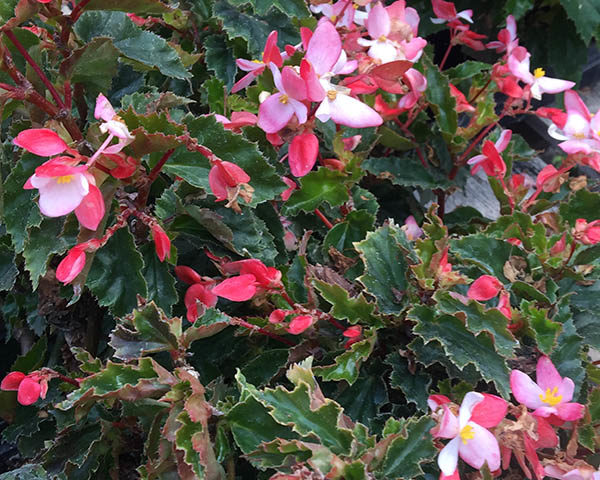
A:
149,149,175,182
314,208,334,229
233,318,296,347
439,33,454,70
71,0,93,22
4,30,66,110
468,77,492,104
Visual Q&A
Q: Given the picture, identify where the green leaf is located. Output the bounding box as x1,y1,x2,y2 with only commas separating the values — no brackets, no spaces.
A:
2,153,42,253
451,233,515,282
59,38,119,95
386,352,431,411
409,306,511,397
355,223,409,315
0,0,19,25
434,291,517,357
181,307,230,348
86,227,148,317
12,336,47,373
336,368,388,429
363,153,454,189
83,0,171,14
422,54,457,142
0,465,48,480
227,396,298,454
236,366,355,455
23,217,74,290
560,189,600,226
313,280,382,327
378,126,415,150
0,243,18,291
204,34,237,90
574,244,600,265
504,0,534,20
314,331,376,385
521,300,561,355
551,318,584,399
140,243,178,315
574,312,600,350
588,388,600,423
283,167,349,216
560,278,600,312
74,11,190,79
323,210,375,257
232,0,311,17
109,302,179,361
379,416,436,479
559,0,600,43
446,61,491,81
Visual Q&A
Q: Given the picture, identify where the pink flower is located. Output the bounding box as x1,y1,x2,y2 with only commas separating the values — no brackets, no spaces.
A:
1,371,48,406
507,47,574,101
467,275,503,301
510,356,585,422
232,30,282,93
222,259,282,290
24,157,105,230
433,392,504,475
56,244,87,284
289,132,319,177
184,283,218,322
497,291,512,320
431,0,473,24
397,68,427,110
208,159,251,206
211,274,258,302
573,219,600,245
467,129,511,179
150,224,171,262
487,15,518,55
94,94,134,155
401,215,423,240
281,176,297,201
214,111,258,131
13,128,68,157
449,84,475,113
544,466,600,480
288,315,314,334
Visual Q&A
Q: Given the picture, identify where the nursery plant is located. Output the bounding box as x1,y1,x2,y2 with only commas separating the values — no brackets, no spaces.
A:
2,0,600,479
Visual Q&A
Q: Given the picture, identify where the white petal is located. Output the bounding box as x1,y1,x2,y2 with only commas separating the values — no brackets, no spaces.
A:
438,437,460,476
459,392,484,428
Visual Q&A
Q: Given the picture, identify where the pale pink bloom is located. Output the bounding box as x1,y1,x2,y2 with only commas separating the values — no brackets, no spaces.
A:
397,68,427,110
257,64,308,134
232,31,282,93
434,392,503,475
487,15,518,55
310,0,356,28
467,129,511,178
24,157,104,230
214,111,258,131
507,47,574,100
431,0,473,24
510,356,585,422
544,466,600,480
94,94,134,155
401,215,423,240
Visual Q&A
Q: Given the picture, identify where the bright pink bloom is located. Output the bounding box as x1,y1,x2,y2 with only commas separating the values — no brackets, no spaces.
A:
288,315,314,334
151,224,171,262
433,392,504,475
506,237,522,246
467,129,511,179
544,466,600,480
184,283,218,322
507,47,574,101
214,112,258,131
212,274,258,301
269,309,288,324
310,0,357,28
453,25,486,51
449,84,475,113
397,68,427,110
497,291,511,320
222,259,282,290
401,215,423,240
487,15,518,55
175,265,203,285
289,132,319,177
94,94,134,154
232,31,282,93
281,176,297,201
257,65,308,134
431,0,473,24
56,244,87,284
550,234,567,256
1,371,48,406
536,107,567,129
343,326,361,338
467,275,502,301
208,159,251,202
14,128,68,157
573,219,600,245
510,356,585,422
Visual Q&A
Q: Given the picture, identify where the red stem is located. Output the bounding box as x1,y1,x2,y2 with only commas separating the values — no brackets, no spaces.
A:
279,290,296,309
314,208,334,229
468,77,492,104
234,318,296,347
439,31,455,71
56,373,80,387
0,82,17,91
4,30,66,110
149,149,175,182
455,115,505,168
71,0,93,22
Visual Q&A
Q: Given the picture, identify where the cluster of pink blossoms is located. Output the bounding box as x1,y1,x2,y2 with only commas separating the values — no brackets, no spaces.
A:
430,356,586,480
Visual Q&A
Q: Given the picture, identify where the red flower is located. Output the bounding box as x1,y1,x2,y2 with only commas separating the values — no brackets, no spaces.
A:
573,219,600,245
287,315,314,334
288,132,319,177
150,224,171,262
211,274,258,301
56,244,87,284
467,275,503,301
1,371,47,406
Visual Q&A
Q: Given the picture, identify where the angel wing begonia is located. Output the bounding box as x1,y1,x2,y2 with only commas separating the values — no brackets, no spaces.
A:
231,30,282,93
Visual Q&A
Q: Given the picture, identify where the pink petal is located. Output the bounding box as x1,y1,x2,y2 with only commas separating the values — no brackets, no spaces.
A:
536,356,563,393
288,315,314,334
1,371,25,391
17,377,41,406
288,98,308,126
236,58,264,72
94,93,116,122
459,422,501,471
37,174,89,217
75,184,105,231
470,393,508,428
151,224,171,262
554,402,585,422
434,405,459,439
366,2,391,39
510,369,545,409
557,377,575,403
262,30,282,67
368,41,398,64
536,77,575,95
231,71,259,93
438,436,460,476
326,93,383,128
305,21,342,75
13,129,68,156
431,0,457,20
467,275,502,301
402,37,427,62
458,392,484,427
175,266,203,285
289,133,319,177
257,93,296,133
301,59,326,102
428,394,451,411
184,284,218,322
558,139,593,155
56,245,87,284
495,129,512,153
564,90,591,121
212,274,257,301
281,66,307,101
208,165,228,201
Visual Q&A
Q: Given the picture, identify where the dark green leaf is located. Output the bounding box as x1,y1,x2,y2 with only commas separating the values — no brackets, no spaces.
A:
521,300,561,355
446,61,491,81
0,465,48,480
336,369,387,429
451,233,515,282
386,352,431,411
140,243,178,315
574,312,600,350
422,54,457,142
0,243,18,291
323,210,375,257
204,34,237,90
551,319,584,399
283,167,349,216
363,153,454,189
504,0,534,20
74,11,190,79
559,0,600,43
86,227,148,317
82,0,171,14
11,336,47,373
560,189,600,226
313,280,382,327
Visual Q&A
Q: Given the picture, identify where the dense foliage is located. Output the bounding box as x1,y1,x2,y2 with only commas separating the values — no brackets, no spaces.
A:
2,0,600,479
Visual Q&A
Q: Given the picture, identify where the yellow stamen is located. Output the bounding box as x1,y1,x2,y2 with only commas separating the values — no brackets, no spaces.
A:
534,67,546,79
56,175,74,184
378,35,387,42
331,15,337,23
539,386,563,407
327,90,337,101
574,132,586,139
459,424,475,445
353,3,359,9
251,59,263,64
279,94,289,104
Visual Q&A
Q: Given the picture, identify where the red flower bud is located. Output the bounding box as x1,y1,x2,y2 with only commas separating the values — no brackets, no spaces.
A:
151,224,171,262
467,275,503,301
56,245,87,284
175,266,203,285
287,315,314,334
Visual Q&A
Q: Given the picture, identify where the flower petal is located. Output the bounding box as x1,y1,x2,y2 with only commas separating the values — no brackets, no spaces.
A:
17,377,41,406
305,21,342,75
14,128,68,156
1,371,26,391
510,369,545,409
75,185,105,231
438,436,460,476
212,274,257,301
257,93,295,134
366,2,390,39
458,391,484,427
554,402,585,422
536,356,563,392
289,132,319,177
37,174,89,217
470,393,508,428
327,94,383,128
459,422,501,471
